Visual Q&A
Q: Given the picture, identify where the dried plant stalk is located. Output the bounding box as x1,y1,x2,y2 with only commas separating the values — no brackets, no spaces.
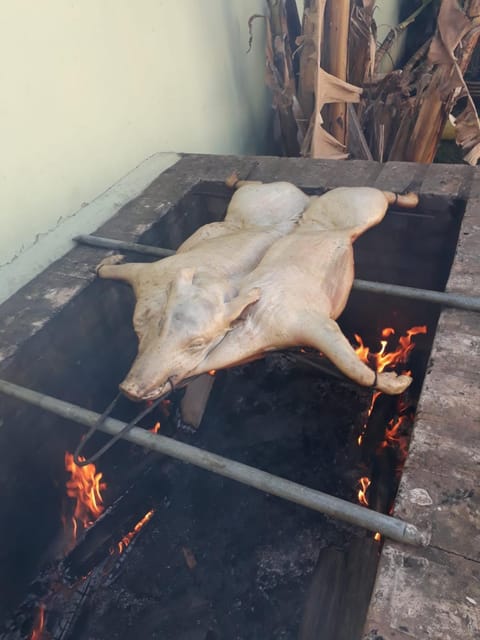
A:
361,0,480,164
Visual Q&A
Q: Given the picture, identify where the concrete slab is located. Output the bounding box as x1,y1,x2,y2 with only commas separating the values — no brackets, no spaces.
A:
364,165,480,640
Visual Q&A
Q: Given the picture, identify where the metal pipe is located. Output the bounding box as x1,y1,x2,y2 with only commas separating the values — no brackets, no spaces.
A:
0,378,428,546
74,235,175,258
74,235,480,313
353,279,480,313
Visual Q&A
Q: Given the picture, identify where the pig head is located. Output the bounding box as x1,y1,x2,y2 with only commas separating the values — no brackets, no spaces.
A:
119,267,260,401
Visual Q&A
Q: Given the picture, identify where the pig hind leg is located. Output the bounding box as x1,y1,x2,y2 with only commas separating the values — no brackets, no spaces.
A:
97,259,143,285
297,314,377,387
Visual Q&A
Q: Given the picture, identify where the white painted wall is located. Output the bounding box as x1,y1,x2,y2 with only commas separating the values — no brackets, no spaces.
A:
375,0,404,72
0,1,270,303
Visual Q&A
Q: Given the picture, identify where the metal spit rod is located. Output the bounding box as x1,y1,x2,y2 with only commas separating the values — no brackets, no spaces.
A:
74,234,480,313
0,378,427,547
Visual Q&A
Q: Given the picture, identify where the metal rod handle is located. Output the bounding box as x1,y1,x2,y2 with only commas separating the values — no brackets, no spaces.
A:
0,378,428,547
353,279,480,313
74,234,175,257
74,235,480,313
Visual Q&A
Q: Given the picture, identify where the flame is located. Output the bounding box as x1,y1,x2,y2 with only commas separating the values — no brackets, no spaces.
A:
64,452,106,544
357,476,371,506
355,326,426,447
354,326,427,374
150,421,161,434
381,327,395,338
113,509,155,555
374,532,382,542
354,333,370,364
208,370,216,376
384,415,406,446
29,603,45,640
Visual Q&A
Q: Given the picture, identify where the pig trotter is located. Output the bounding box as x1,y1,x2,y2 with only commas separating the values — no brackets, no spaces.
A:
375,371,412,395
383,191,419,209
96,254,125,276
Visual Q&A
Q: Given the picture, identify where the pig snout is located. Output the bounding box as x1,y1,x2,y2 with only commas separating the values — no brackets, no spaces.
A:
119,375,173,402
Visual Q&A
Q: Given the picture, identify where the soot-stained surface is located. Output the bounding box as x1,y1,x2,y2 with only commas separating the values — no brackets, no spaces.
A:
71,358,372,640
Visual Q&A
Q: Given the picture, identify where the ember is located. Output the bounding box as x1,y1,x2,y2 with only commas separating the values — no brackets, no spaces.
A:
357,477,371,507
63,452,106,546
149,421,161,434
111,509,155,555
29,603,45,640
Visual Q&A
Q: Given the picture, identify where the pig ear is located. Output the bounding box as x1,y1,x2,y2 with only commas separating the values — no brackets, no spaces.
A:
225,287,261,324
172,267,196,293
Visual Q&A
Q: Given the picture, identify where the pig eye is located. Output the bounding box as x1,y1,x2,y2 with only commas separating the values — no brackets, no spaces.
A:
189,338,206,351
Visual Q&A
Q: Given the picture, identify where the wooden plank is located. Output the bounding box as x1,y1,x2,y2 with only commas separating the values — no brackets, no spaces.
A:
180,374,215,429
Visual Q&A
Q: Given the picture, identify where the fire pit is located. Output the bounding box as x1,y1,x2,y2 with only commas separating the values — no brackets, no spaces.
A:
0,155,478,639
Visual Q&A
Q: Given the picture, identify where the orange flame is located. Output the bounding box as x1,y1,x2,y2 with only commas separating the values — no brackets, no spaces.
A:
29,603,45,640
355,326,426,447
208,370,216,376
64,452,106,544
113,509,155,555
354,333,370,364
374,532,382,542
358,477,371,506
354,326,427,374
150,422,161,434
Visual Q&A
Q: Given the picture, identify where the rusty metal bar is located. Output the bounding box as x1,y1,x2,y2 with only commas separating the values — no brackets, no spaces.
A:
0,378,428,547
353,279,480,313
74,235,480,313
74,234,175,257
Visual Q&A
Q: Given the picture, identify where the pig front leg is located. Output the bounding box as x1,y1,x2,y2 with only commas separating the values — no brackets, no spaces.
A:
299,315,412,395
96,255,144,286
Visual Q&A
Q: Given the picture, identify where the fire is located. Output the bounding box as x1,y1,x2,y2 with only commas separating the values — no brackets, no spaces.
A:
113,509,155,555
208,369,216,376
374,532,382,542
355,326,426,526
353,325,427,374
353,333,370,364
64,452,106,544
384,415,407,446
355,325,427,446
381,327,395,338
150,421,161,434
29,603,45,640
357,476,371,506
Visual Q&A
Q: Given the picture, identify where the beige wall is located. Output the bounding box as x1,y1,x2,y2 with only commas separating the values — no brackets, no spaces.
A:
0,1,270,302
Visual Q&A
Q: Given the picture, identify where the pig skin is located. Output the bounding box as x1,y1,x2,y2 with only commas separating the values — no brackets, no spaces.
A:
96,182,311,400
186,187,413,396
100,184,413,399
